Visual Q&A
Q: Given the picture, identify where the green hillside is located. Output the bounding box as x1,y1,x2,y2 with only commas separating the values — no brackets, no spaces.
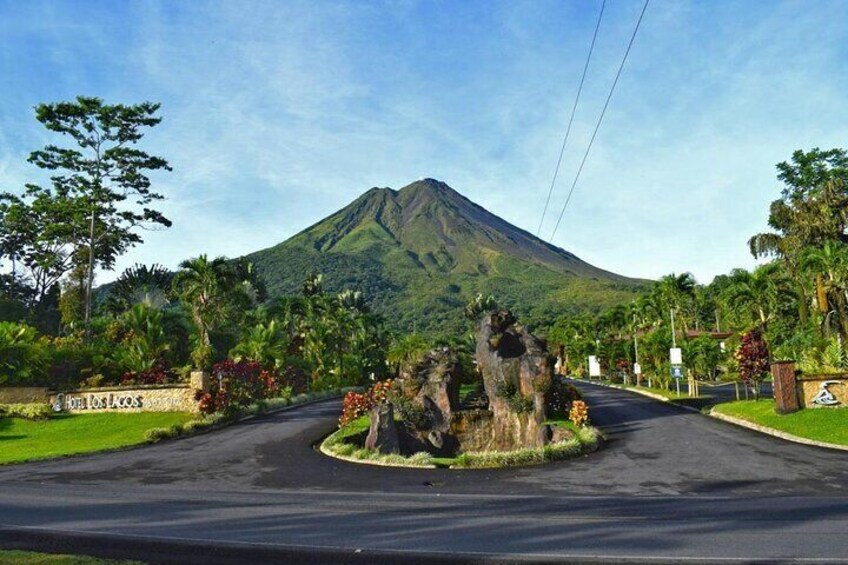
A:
245,179,647,334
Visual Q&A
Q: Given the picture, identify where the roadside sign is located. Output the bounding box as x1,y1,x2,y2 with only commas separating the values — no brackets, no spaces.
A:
633,362,642,375
588,356,601,378
670,347,683,365
670,364,684,379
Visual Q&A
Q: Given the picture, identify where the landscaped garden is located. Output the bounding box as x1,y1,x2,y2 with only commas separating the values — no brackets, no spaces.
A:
321,310,602,469
713,400,848,447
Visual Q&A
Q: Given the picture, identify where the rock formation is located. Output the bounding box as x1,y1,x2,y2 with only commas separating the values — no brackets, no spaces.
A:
364,402,399,454
475,310,553,450
364,310,558,456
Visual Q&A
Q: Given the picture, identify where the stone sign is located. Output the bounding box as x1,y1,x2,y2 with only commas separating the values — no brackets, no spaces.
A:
49,385,199,413
798,377,848,409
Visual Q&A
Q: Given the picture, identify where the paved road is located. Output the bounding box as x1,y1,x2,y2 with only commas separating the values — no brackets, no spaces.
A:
0,383,847,563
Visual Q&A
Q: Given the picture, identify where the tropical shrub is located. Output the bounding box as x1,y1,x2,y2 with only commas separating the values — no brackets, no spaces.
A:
797,336,848,374
546,377,582,416
279,362,309,395
45,335,97,389
230,319,287,369
121,361,180,386
111,304,171,373
0,322,49,385
736,329,770,397
684,335,725,381
197,359,283,416
338,379,394,427
386,334,430,375
145,427,177,442
340,390,373,427
0,402,52,420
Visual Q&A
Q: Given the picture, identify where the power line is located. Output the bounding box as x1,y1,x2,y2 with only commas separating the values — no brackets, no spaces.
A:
549,0,650,242
536,0,607,237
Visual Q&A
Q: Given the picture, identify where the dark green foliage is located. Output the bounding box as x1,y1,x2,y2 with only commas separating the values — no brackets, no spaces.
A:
495,379,534,413
545,377,583,417
0,322,49,385
104,263,173,315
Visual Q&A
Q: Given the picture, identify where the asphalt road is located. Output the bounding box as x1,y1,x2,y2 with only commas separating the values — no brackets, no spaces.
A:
1,383,847,564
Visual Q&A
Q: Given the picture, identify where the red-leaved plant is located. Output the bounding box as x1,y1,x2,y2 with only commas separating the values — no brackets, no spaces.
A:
197,359,282,416
339,379,394,427
735,329,770,399
121,361,176,386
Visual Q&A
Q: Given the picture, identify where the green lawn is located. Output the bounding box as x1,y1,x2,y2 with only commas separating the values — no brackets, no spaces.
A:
0,412,194,465
714,400,848,446
0,550,142,564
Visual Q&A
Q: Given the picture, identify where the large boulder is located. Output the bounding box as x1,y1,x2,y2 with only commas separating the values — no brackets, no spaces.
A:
475,310,554,450
397,347,461,432
364,402,400,454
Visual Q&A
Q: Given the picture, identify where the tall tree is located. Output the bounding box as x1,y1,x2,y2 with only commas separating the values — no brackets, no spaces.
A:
0,186,80,306
750,148,848,323
174,255,241,370
27,96,172,336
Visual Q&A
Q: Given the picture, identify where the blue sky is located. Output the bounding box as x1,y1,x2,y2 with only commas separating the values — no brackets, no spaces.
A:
1,0,847,285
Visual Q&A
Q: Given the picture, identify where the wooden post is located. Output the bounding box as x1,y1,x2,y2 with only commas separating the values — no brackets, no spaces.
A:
771,361,800,414
734,381,739,401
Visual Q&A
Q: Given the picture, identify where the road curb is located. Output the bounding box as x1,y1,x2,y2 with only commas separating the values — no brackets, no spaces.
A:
571,379,702,413
708,409,848,452
318,441,438,469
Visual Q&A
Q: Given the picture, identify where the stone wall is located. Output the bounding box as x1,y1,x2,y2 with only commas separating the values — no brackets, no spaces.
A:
0,387,50,404
48,385,200,413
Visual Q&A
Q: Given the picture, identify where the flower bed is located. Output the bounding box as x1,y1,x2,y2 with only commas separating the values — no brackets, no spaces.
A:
320,418,602,469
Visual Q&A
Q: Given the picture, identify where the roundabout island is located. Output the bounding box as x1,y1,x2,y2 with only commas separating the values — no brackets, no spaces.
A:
321,310,602,469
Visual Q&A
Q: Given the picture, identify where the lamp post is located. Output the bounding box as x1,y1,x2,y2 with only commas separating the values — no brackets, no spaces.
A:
596,338,601,380
633,314,641,386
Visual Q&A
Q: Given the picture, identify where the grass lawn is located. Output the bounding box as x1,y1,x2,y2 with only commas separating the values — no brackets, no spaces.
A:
714,400,848,446
0,412,194,465
0,550,142,564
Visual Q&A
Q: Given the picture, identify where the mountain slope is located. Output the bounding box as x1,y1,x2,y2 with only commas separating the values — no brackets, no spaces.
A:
245,179,647,334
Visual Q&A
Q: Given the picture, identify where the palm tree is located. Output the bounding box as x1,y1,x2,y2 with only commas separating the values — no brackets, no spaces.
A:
116,303,171,372
230,319,287,369
105,263,172,315
337,289,369,314
173,255,239,369
800,240,848,337
723,264,796,332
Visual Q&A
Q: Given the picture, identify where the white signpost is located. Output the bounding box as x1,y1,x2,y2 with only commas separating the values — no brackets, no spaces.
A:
670,347,684,394
588,355,601,379
669,347,683,365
